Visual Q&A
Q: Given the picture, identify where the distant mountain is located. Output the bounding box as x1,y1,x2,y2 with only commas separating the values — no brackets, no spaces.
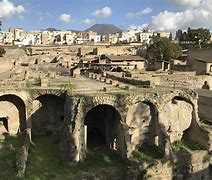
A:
85,24,123,35
40,28,59,32
67,29,82,33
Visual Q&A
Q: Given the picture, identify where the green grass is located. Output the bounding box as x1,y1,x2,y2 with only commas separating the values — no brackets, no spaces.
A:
24,136,127,180
26,78,41,88
0,134,25,180
172,140,201,152
132,145,163,163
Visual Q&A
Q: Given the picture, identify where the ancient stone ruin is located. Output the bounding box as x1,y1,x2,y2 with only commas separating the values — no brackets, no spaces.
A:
0,46,211,179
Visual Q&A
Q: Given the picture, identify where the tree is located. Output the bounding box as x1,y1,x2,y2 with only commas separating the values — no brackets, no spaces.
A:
169,32,173,41
175,29,183,41
146,37,182,61
175,29,189,43
182,32,188,42
0,47,6,57
187,27,211,44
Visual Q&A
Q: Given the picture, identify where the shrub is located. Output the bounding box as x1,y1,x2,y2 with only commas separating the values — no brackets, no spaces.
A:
172,140,201,152
132,145,163,162
132,149,152,162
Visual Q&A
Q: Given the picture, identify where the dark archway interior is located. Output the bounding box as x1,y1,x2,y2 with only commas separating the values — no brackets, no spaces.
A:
0,95,27,133
31,94,65,137
0,117,9,132
85,104,121,151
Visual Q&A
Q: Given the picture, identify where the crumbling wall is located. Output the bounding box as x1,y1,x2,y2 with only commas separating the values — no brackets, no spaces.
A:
144,150,209,180
60,89,211,165
126,102,160,150
159,99,193,143
60,96,86,163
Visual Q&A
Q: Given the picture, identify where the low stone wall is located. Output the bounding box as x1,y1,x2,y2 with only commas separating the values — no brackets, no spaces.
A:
16,129,31,178
106,73,151,87
172,65,191,72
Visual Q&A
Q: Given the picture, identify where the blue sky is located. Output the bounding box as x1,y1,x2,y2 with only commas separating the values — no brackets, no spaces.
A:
0,0,212,32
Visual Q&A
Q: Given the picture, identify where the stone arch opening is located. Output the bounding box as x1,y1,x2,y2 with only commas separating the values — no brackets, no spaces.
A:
31,94,65,137
161,96,194,144
126,101,161,151
84,104,123,152
0,94,27,134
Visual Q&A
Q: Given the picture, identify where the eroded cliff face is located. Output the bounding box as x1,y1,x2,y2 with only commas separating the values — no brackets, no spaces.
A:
126,102,160,150
160,99,193,143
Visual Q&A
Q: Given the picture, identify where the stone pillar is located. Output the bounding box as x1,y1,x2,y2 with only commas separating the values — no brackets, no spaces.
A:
167,63,171,71
84,125,87,150
161,62,165,71
59,97,87,163
89,73,93,78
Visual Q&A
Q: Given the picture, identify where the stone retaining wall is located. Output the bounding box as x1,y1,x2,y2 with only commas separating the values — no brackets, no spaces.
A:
16,129,31,178
106,73,151,87
60,89,210,164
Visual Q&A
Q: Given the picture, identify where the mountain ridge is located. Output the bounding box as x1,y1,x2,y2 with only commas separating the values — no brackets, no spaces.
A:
85,24,123,35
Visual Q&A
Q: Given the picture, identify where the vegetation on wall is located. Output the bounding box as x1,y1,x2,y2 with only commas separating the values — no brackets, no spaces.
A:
132,145,163,162
172,140,201,152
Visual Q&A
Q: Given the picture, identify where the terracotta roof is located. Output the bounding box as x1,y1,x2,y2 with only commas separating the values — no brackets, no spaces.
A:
106,55,146,61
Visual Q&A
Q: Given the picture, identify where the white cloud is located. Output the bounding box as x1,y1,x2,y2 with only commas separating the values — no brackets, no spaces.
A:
0,0,25,20
171,0,202,8
129,24,149,30
59,13,71,23
83,18,95,25
92,7,112,18
127,8,152,18
150,0,212,31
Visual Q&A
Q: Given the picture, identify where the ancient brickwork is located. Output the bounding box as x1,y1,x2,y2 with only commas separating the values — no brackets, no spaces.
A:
60,89,211,162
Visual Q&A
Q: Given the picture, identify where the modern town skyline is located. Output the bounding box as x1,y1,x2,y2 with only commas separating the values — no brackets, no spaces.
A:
0,0,212,32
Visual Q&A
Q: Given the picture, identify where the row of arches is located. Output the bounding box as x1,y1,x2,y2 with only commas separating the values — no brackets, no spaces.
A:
0,93,65,137
83,96,196,157
0,92,200,159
